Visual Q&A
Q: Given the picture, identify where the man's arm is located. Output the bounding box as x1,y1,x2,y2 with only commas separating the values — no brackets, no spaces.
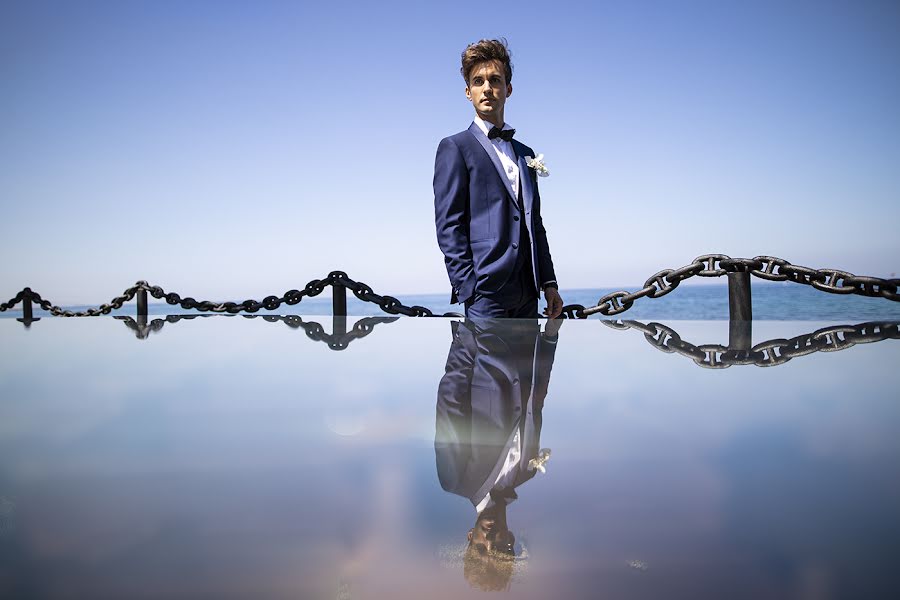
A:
434,137,476,304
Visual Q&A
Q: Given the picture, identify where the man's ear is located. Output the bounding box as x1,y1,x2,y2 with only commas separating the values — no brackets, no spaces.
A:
465,86,472,101
506,83,513,98
467,529,474,542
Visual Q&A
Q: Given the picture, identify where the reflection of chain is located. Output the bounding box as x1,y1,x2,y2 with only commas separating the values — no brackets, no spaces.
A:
115,314,398,351
603,320,900,369
559,254,899,318
271,315,399,351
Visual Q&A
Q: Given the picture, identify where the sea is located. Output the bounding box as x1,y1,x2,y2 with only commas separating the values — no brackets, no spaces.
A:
4,282,900,321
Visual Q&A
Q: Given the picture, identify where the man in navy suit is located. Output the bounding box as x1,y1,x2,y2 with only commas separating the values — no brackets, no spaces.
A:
434,39,564,319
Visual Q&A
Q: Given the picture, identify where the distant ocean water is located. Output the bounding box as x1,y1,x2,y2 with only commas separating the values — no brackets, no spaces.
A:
4,283,900,321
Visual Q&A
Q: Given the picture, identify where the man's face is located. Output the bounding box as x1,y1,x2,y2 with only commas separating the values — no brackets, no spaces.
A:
465,60,512,126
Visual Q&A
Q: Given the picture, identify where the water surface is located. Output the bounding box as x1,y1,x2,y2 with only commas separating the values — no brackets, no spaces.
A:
1,316,899,599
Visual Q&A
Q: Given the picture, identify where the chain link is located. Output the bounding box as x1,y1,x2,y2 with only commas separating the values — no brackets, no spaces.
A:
751,256,790,281
604,320,900,368
0,290,27,312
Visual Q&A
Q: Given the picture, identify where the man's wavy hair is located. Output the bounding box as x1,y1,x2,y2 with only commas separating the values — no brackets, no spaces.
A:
460,38,513,85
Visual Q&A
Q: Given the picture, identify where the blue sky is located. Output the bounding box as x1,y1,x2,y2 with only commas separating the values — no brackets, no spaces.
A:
1,0,898,303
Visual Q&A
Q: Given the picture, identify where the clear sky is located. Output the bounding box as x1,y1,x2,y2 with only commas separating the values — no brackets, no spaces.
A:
2,0,898,303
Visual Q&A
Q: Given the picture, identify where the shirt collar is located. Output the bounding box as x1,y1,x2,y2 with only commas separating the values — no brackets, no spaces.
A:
473,115,514,138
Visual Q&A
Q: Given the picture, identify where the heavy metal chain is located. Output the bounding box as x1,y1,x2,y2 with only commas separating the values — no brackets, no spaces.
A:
139,278,316,314
0,286,141,317
1,272,464,318
329,272,461,317
2,258,896,319
558,254,900,318
603,319,900,369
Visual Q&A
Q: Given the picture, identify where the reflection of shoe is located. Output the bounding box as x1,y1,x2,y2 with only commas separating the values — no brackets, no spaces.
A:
527,448,552,473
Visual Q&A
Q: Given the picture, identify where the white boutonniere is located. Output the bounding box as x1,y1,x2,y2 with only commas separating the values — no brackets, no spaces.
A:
525,154,550,177
527,448,552,473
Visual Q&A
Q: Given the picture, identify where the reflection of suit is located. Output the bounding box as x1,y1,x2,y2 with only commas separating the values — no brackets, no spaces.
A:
435,319,558,507
433,123,557,306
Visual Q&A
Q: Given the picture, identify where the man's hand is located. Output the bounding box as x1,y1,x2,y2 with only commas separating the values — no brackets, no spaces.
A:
543,287,563,319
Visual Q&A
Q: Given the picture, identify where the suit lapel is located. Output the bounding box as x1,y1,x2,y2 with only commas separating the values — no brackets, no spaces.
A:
514,141,535,217
467,122,518,206
514,140,540,291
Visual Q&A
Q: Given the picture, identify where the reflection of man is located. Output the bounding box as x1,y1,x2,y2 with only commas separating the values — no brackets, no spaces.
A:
433,39,563,319
435,318,561,590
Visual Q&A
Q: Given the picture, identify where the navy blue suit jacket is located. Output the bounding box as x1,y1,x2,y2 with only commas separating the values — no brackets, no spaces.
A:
434,123,557,304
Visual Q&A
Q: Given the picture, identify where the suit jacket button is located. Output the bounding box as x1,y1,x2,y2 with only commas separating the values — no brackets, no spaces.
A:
513,215,519,221
512,243,518,249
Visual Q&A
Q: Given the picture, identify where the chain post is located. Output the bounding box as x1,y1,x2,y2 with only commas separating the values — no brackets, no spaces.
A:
727,272,752,350
17,288,38,327
22,288,33,322
137,286,148,318
332,282,347,317
727,272,752,320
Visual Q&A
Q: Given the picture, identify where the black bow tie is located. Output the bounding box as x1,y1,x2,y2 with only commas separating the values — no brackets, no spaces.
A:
488,126,515,142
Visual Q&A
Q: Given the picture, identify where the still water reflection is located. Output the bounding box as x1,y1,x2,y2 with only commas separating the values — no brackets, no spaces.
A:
1,316,899,599
436,319,560,591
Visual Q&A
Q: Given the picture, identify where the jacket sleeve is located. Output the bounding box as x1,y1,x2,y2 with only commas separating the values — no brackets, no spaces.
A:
433,137,476,304
530,170,557,288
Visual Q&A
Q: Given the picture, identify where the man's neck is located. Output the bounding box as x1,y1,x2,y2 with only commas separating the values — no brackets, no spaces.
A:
476,111,504,129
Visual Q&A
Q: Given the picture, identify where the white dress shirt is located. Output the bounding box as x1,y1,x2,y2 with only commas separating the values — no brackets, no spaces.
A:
473,116,519,198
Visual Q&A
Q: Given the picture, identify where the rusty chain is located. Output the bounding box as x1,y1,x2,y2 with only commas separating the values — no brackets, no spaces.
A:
602,319,900,369
2,257,896,319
